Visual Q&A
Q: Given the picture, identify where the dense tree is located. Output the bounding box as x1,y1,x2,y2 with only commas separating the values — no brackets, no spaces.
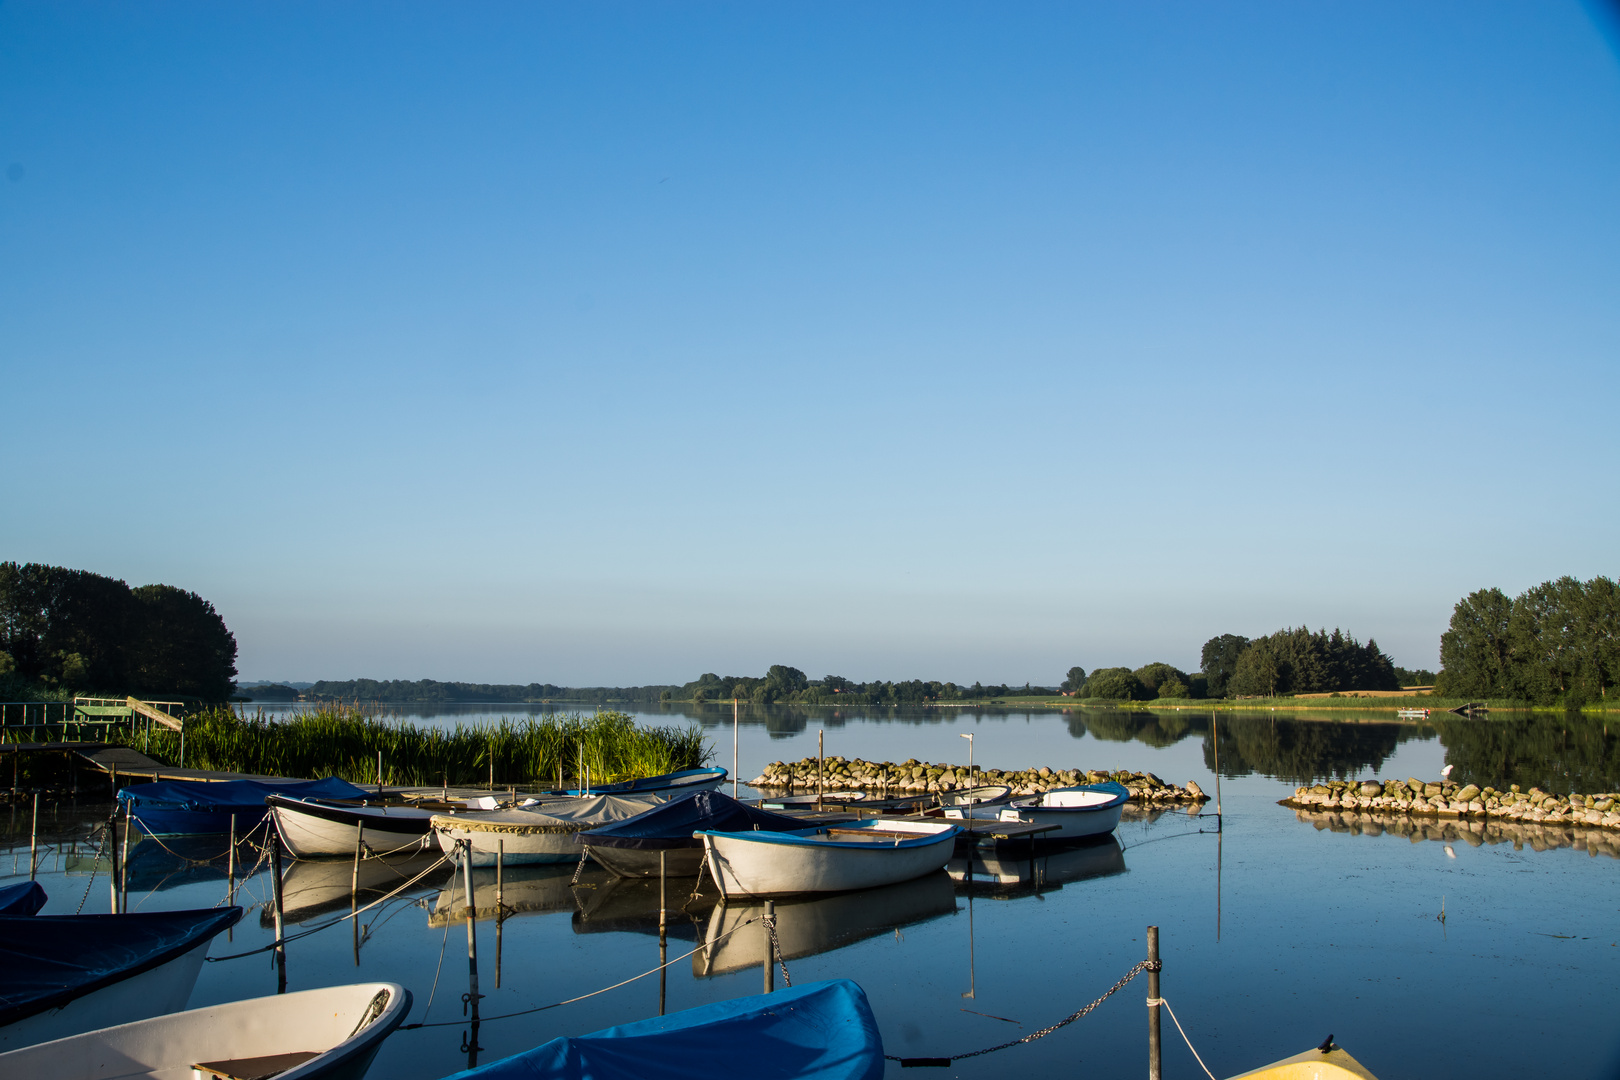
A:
1082,667,1150,700
1437,577,1620,704
0,562,237,699
1132,662,1196,700
1227,627,1398,696
1199,634,1250,698
1060,666,1087,693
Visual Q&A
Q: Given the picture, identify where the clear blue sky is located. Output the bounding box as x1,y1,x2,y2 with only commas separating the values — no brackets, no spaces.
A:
3,2,1617,686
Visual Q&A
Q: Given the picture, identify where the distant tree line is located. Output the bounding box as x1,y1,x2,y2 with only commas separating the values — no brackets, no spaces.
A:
677,666,1053,705
1435,576,1619,706
0,562,238,701
304,679,679,704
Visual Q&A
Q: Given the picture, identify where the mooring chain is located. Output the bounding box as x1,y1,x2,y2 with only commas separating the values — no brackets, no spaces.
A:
764,910,793,988
887,958,1157,1065
570,849,590,886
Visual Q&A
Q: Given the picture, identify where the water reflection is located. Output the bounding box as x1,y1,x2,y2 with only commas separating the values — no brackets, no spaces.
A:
694,872,958,977
265,852,451,924
1290,805,1620,858
947,835,1127,898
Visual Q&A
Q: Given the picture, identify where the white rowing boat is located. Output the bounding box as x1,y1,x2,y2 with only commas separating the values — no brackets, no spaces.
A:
997,781,1130,840
698,818,961,897
268,796,465,859
432,795,664,866
0,982,411,1080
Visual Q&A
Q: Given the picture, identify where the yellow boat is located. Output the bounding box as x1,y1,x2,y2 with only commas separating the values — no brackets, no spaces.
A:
1227,1041,1380,1080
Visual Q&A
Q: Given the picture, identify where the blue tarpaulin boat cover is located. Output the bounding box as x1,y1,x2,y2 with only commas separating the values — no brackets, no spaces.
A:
118,776,369,834
577,790,809,850
441,979,884,1080
0,907,242,1028
0,882,46,917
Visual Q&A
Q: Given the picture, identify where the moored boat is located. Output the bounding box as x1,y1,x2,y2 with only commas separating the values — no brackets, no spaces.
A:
269,795,444,858
698,818,961,898
0,906,243,1051
438,978,883,1080
564,767,728,798
1226,1040,1380,1079
997,780,1130,840
0,981,411,1080
0,881,46,916
758,790,866,808
938,784,1013,811
432,795,664,866
119,776,370,836
578,790,809,878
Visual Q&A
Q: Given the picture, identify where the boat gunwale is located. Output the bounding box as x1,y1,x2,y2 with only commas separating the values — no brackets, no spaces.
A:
695,821,962,851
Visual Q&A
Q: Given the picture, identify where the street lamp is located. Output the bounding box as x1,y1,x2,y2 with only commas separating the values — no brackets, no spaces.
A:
958,732,975,816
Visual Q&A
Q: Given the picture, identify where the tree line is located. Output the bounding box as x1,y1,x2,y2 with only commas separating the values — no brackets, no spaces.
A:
303,679,679,704
0,562,238,701
679,667,1052,705
1435,576,1619,706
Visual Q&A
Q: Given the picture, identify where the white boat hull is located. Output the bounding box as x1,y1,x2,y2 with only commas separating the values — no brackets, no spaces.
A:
433,796,663,866
271,803,435,859
0,938,211,1053
701,821,960,897
0,982,410,1080
1000,802,1125,840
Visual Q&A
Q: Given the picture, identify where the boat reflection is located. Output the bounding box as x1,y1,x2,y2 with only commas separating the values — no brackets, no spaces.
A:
427,862,612,927
694,870,958,977
264,851,450,925
571,875,715,942
948,835,1127,898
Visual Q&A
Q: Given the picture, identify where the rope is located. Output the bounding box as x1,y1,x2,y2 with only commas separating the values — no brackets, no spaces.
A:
206,853,452,961
1148,997,1219,1080
886,959,1154,1066
400,915,767,1030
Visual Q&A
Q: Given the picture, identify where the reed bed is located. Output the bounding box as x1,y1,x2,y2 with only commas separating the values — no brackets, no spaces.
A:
135,705,712,788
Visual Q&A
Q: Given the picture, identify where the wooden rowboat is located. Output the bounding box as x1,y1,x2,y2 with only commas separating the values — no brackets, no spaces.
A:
997,781,1130,840
0,981,411,1080
268,796,444,859
698,818,961,897
433,795,664,866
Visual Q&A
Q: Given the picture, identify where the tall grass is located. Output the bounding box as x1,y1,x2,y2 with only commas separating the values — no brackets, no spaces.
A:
134,706,713,787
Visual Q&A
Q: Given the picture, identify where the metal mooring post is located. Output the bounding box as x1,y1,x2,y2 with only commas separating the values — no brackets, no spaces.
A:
271,833,287,993
1147,925,1162,1080
764,899,776,993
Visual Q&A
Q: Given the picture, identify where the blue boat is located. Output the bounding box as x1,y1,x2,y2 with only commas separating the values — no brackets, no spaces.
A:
0,906,243,1052
0,882,46,917
578,789,810,878
563,766,728,798
440,979,884,1080
118,775,369,836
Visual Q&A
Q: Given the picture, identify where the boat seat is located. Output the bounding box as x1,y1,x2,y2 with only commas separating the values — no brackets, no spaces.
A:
192,1051,320,1080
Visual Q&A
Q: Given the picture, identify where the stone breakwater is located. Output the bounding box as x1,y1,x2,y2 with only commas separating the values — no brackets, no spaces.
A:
1283,778,1620,831
749,756,1209,804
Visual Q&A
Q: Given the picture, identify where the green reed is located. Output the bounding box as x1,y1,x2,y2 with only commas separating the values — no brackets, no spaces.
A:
134,705,712,788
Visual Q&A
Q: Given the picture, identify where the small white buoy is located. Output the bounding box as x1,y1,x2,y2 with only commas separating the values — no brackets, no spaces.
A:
1444,844,1456,859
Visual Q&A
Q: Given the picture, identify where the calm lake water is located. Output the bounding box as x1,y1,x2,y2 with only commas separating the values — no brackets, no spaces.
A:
6,705,1619,1079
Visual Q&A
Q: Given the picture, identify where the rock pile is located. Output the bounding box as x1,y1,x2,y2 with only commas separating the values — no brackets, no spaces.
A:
1283,778,1620,831
749,757,1208,804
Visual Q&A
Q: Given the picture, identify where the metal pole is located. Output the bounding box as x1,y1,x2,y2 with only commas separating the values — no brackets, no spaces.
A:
107,806,119,913
732,698,739,799
377,751,383,796
1147,925,1162,1080
763,899,776,993
119,802,131,913
1213,713,1222,829
271,833,287,993
817,730,824,812
495,840,504,990
227,813,237,904
659,849,667,1016
351,822,365,966
461,839,481,1068
28,793,39,882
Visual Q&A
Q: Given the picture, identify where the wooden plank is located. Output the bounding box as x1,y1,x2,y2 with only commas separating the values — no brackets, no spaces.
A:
0,741,113,754
127,696,183,731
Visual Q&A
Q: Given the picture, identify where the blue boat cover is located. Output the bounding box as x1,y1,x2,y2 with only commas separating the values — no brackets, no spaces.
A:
0,906,243,1028
118,776,368,815
0,881,46,917
577,790,808,850
441,979,884,1080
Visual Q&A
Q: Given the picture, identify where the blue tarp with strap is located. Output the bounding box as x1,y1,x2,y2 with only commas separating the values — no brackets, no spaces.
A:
118,776,368,834
440,979,885,1080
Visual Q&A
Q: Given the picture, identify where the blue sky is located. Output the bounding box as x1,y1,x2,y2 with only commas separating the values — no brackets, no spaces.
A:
3,2,1617,685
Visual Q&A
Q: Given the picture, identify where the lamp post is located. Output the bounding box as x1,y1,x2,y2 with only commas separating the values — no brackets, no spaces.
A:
959,732,975,816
